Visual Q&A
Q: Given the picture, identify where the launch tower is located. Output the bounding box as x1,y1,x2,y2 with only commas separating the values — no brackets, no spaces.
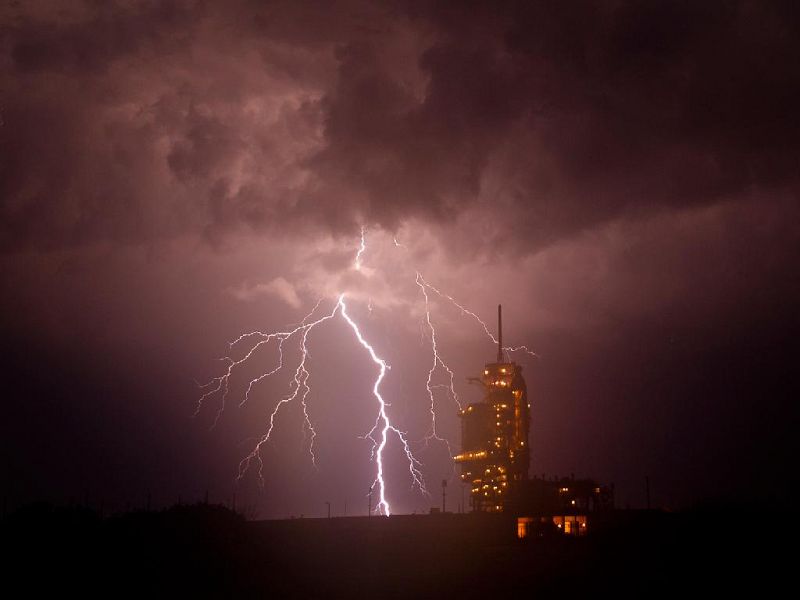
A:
455,305,530,512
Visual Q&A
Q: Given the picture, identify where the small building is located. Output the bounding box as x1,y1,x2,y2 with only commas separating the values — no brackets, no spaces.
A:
513,476,615,538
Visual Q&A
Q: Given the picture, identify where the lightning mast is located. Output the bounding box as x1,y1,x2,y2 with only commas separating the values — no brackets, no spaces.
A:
497,304,503,362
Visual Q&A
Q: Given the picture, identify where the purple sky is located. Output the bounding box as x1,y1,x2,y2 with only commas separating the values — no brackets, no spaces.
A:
2,1,798,517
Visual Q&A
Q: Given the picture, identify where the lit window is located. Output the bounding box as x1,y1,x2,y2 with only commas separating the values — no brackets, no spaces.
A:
517,518,534,539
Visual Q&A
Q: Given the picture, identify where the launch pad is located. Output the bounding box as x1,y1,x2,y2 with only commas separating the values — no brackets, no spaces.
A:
456,305,530,512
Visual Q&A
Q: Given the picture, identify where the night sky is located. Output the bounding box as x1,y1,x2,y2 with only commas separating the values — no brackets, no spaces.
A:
1,1,798,519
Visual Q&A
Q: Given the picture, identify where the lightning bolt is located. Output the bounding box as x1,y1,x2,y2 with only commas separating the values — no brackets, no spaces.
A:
197,228,535,516
219,293,423,515
236,301,340,481
198,229,428,516
416,274,539,359
415,272,460,456
339,295,425,515
194,299,330,431
390,235,532,357
354,226,366,271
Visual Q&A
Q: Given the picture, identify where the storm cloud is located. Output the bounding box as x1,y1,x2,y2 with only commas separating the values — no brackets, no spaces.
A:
3,0,798,250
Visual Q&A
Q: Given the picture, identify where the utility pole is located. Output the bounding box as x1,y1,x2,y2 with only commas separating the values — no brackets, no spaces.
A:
442,479,447,513
325,501,331,519
368,484,373,517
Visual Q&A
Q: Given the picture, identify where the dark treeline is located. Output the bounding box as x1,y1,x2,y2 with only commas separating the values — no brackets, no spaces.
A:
1,501,788,598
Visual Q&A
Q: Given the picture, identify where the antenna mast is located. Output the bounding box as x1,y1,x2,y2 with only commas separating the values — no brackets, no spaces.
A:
497,304,503,363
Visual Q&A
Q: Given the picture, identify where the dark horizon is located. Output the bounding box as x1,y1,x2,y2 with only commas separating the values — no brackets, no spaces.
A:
2,1,798,520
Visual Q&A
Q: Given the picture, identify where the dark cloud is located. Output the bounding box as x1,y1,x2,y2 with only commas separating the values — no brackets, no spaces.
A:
3,1,798,251
413,0,800,243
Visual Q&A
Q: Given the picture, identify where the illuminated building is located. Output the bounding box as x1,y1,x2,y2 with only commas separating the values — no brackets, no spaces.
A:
514,476,614,538
455,305,530,512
